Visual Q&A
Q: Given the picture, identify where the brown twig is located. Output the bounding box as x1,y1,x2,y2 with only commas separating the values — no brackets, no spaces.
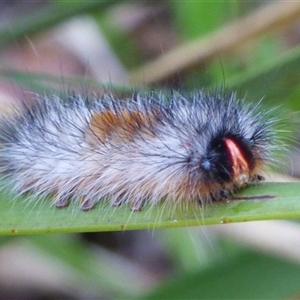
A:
129,2,300,85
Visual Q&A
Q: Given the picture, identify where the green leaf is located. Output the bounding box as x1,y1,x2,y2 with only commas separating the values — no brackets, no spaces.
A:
172,1,235,40
139,249,300,300
226,42,300,109
1,182,300,235
0,1,121,47
0,69,131,94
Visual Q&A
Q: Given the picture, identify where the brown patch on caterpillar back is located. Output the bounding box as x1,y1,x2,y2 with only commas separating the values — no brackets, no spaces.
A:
85,109,158,145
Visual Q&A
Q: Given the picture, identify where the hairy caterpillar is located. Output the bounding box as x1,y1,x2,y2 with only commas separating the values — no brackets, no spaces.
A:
0,90,278,211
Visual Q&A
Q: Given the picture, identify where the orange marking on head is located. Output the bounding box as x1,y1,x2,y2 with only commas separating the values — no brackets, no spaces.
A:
224,138,250,185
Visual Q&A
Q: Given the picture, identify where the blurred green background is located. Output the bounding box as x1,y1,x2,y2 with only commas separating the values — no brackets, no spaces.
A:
1,1,300,299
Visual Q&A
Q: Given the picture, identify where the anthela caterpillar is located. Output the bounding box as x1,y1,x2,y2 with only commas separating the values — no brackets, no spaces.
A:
0,90,278,211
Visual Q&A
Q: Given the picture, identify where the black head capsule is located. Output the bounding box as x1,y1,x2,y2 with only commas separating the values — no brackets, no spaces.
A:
201,135,256,186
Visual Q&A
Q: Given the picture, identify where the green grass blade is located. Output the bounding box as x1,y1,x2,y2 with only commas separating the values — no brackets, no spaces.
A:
0,182,300,235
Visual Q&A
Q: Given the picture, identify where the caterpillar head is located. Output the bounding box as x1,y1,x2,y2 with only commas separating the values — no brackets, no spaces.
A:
199,134,257,187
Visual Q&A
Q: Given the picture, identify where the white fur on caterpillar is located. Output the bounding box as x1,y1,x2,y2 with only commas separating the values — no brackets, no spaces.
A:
0,90,278,211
